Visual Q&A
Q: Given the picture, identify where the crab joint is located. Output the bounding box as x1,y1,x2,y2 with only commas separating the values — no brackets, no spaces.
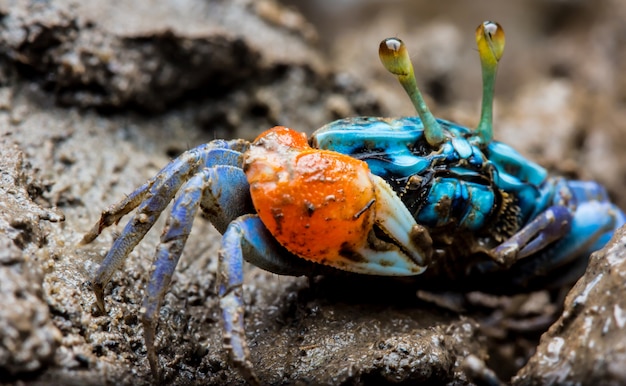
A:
244,126,430,275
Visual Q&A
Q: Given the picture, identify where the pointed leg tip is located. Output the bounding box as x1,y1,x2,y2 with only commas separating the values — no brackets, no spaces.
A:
79,223,103,246
92,284,107,314
237,362,261,386
77,236,91,247
148,355,161,385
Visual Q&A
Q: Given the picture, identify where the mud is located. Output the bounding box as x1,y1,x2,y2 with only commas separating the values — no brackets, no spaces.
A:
0,0,625,385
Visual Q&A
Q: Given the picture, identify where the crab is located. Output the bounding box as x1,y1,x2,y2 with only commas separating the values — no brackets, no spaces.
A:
81,21,624,384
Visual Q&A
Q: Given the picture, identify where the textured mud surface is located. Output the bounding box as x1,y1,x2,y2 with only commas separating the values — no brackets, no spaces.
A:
1,0,625,385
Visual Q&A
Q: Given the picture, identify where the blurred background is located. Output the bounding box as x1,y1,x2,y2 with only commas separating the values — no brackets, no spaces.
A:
283,0,624,110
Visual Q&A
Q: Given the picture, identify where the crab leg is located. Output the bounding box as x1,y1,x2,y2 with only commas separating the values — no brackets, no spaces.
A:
218,214,333,386
90,156,199,312
142,171,206,382
141,165,250,381
199,167,254,234
492,182,625,269
79,179,153,245
483,198,624,289
218,215,273,386
80,141,232,245
81,142,242,244
86,145,243,312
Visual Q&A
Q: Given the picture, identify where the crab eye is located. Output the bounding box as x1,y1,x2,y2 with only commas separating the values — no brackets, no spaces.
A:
474,21,505,146
378,38,409,76
378,37,445,147
477,21,505,62
381,37,401,52
483,21,498,37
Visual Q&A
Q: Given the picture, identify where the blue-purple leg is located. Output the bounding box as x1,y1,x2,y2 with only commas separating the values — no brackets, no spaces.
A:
218,215,327,385
80,141,240,245
500,198,623,289
200,166,254,234
88,145,243,312
142,172,205,382
141,165,251,381
218,215,262,386
489,181,624,282
538,181,625,265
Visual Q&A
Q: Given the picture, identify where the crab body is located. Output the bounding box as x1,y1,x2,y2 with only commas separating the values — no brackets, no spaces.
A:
312,116,622,286
313,116,545,235
81,21,625,384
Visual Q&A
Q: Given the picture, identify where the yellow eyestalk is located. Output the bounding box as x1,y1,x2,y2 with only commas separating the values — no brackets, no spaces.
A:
379,38,444,147
475,21,505,146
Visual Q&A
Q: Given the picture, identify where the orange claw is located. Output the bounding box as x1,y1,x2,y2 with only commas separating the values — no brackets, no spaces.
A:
244,126,431,275
244,126,377,266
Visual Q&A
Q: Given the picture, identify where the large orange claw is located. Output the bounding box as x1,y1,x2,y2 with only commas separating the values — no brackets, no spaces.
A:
244,126,431,275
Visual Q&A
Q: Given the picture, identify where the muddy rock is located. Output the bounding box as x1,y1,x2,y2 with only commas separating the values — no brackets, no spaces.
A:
0,143,63,376
513,227,626,386
0,0,379,140
0,0,318,111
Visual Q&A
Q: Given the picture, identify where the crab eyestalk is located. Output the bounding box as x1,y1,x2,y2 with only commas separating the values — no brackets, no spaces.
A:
379,38,445,147
475,21,505,146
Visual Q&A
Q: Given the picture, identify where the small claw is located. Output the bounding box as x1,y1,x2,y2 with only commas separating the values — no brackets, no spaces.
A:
493,206,572,266
378,37,445,147
475,21,505,146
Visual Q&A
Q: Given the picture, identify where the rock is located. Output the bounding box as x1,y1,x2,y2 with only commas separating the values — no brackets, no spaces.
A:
514,226,626,386
0,144,62,376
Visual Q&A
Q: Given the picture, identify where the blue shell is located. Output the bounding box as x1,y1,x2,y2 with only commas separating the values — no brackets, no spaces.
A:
312,117,548,241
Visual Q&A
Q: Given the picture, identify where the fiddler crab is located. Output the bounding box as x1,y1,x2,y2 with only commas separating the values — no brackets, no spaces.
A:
81,22,624,384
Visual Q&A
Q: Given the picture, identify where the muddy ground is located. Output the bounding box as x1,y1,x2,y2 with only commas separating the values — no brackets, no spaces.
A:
1,0,626,385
